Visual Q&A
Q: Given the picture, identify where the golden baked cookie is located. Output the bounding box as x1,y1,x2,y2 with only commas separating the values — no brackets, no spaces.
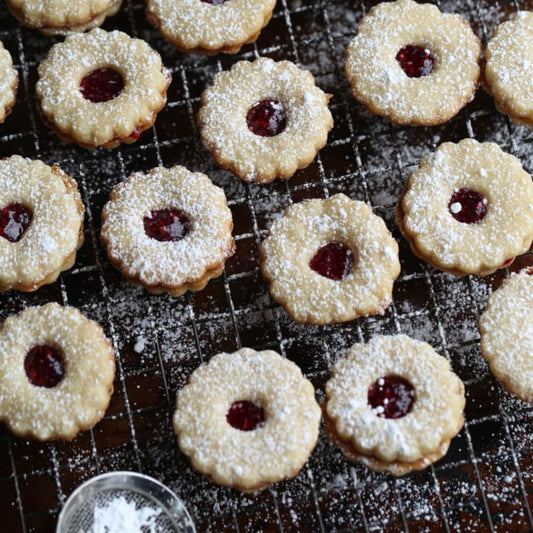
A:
397,139,533,276
36,28,171,149
101,166,235,297
0,303,115,441
325,335,465,476
479,269,533,403
345,0,481,125
0,40,18,124
260,194,400,325
484,12,533,128
145,0,276,55
198,57,333,183
6,0,122,36
173,348,321,492
0,156,84,292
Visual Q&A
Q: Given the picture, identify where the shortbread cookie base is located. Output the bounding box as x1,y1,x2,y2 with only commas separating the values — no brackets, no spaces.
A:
37,100,158,150
36,28,170,149
0,41,18,124
397,139,533,276
0,157,85,292
124,262,226,298
325,335,465,464
101,166,235,297
0,303,115,441
345,0,481,125
173,348,321,492
323,407,458,476
260,194,400,324
484,12,533,129
6,0,121,35
145,0,275,55
479,270,533,403
198,57,333,183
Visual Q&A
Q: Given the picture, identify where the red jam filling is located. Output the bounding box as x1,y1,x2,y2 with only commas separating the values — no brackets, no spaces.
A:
396,45,434,78
246,99,287,137
368,375,415,419
226,400,265,431
80,68,125,103
201,0,228,3
24,345,64,388
309,242,354,281
448,188,488,224
143,208,191,242
0,203,33,243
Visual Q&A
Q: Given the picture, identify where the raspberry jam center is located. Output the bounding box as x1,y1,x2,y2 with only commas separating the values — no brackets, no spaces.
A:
80,68,125,103
448,188,488,224
24,345,65,388
309,242,354,281
246,99,287,137
368,375,415,419
226,400,265,431
201,0,228,3
396,45,434,78
0,203,33,243
143,208,191,242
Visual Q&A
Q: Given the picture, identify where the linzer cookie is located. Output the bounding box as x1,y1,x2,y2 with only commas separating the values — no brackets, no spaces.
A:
198,57,333,183
0,303,115,441
36,28,170,149
324,335,465,476
260,194,400,325
173,348,321,492
0,41,18,124
145,0,276,55
484,12,533,128
345,0,481,125
479,270,533,403
0,156,84,292
101,165,235,297
6,0,122,36
397,139,533,276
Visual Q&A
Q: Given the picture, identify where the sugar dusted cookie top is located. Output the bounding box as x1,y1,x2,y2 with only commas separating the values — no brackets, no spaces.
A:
173,348,321,492
101,165,235,297
345,0,481,125
0,156,84,292
480,270,533,403
484,12,533,127
325,335,465,471
36,28,170,149
260,193,400,324
198,57,333,183
145,0,276,54
0,41,18,124
398,139,533,276
0,303,115,441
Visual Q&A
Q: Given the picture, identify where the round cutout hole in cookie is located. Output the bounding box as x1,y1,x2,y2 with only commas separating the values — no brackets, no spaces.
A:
143,208,191,242
226,400,265,431
201,0,229,4
396,45,435,78
309,241,355,281
448,187,488,224
0,203,33,243
80,67,125,103
246,99,287,137
24,345,65,388
367,375,415,419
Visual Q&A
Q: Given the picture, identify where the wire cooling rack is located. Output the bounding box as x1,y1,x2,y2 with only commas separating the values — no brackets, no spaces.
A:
0,0,532,531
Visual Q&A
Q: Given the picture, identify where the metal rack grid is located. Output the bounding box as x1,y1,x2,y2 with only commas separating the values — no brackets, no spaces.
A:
0,0,532,531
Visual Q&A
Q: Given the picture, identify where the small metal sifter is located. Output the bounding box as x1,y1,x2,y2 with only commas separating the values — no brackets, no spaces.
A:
56,471,196,533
